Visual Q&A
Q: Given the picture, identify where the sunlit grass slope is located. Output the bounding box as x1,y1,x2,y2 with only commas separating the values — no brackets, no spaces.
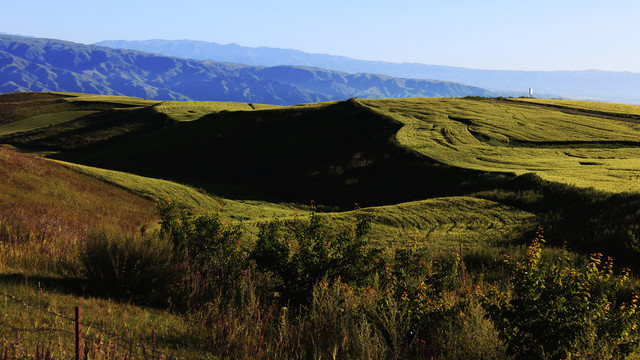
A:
58,159,533,251
60,160,305,222
361,97,640,193
155,101,280,122
512,97,640,118
330,196,536,250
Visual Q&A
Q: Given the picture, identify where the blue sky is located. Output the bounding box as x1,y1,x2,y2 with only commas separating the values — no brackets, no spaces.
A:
2,0,639,72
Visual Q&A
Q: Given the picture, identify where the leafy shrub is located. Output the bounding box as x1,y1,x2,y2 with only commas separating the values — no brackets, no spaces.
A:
383,245,507,358
80,229,184,307
159,200,248,305
483,229,640,359
251,212,382,303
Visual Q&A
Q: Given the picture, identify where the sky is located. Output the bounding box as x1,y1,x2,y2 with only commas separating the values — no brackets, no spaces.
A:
2,0,639,72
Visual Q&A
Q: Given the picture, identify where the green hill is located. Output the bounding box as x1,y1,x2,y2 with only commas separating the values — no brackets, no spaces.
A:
3,92,640,358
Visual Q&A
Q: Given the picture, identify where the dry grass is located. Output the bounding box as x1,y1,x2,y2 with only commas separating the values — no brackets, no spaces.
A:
0,148,157,274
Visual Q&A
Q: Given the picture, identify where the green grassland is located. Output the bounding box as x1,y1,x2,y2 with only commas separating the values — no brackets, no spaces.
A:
361,97,640,193
0,110,98,135
59,160,305,222
512,97,640,118
331,196,536,250
2,93,640,358
155,100,280,122
57,158,534,251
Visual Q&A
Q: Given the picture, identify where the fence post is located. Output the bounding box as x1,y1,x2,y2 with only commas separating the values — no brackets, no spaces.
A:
75,306,82,360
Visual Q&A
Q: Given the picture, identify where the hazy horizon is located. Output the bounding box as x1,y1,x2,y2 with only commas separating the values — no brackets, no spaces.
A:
2,0,639,72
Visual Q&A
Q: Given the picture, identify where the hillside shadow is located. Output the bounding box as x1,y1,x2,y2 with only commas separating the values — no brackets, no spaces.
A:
52,100,518,210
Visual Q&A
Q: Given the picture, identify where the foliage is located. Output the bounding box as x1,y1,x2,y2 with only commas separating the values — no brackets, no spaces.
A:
483,229,640,359
79,229,184,307
158,200,248,306
251,212,382,303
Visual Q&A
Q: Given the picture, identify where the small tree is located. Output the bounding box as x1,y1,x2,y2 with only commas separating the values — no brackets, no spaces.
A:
483,228,640,359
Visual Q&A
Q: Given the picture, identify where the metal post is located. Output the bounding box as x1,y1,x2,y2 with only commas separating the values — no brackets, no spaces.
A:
75,306,82,360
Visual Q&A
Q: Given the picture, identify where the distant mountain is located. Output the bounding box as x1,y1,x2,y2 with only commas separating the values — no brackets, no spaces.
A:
96,39,640,104
0,35,493,105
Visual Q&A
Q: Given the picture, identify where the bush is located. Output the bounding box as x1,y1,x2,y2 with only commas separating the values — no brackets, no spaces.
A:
251,212,382,304
483,229,640,359
80,229,185,307
159,200,248,305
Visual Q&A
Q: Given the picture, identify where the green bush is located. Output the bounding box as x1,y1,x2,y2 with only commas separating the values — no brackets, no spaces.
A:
159,200,248,304
80,229,185,307
251,212,382,303
483,229,640,359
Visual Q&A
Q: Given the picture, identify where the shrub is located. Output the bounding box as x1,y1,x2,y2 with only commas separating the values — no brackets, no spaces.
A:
251,212,382,304
483,228,640,359
159,200,248,305
80,229,184,307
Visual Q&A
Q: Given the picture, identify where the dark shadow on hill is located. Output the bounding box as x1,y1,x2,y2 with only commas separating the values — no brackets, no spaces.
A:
49,99,517,209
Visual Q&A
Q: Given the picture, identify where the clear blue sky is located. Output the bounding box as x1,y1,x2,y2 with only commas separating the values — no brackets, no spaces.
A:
2,0,639,72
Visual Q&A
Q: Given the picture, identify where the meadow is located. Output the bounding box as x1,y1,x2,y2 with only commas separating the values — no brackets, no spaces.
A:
1,92,640,358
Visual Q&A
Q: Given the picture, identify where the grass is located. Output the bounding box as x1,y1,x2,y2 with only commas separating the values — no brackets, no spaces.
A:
0,277,195,359
155,101,280,122
0,111,98,135
0,148,157,275
58,160,305,223
330,196,536,250
56,158,534,252
512,97,640,118
360,97,640,193
2,92,640,358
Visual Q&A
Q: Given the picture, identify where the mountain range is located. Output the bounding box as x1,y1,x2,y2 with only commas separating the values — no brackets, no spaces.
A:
96,39,640,104
0,35,493,105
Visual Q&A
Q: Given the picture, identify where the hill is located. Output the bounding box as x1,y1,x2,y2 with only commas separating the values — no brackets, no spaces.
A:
0,35,493,105
3,93,638,202
2,92,640,358
0,146,157,273
95,39,640,104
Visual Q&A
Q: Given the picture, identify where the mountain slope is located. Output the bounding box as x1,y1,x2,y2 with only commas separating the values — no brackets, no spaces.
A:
95,39,640,103
0,35,493,105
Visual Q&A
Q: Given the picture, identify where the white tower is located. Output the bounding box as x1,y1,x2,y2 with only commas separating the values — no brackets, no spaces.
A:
528,88,533,98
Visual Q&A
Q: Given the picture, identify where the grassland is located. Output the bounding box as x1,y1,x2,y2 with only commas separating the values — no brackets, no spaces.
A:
331,196,536,250
155,101,280,122
361,97,640,193
512,97,640,118
59,160,305,222
0,148,157,275
2,93,640,358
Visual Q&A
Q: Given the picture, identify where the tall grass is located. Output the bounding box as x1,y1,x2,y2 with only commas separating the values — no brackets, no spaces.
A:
0,148,157,275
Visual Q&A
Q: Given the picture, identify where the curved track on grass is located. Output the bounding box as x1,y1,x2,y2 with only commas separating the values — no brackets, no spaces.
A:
361,98,640,193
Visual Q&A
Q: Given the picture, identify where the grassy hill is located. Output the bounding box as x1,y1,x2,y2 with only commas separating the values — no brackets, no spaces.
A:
2,92,640,358
362,97,640,193
0,147,157,275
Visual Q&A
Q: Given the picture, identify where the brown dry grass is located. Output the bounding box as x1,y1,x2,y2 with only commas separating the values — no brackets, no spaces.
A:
0,148,158,274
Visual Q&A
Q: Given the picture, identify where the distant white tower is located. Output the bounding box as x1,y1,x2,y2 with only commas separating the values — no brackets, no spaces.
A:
528,88,533,98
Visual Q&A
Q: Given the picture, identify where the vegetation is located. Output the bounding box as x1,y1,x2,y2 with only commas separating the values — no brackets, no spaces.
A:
2,92,640,358
361,97,640,193
155,101,279,122
512,97,640,119
483,230,640,359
